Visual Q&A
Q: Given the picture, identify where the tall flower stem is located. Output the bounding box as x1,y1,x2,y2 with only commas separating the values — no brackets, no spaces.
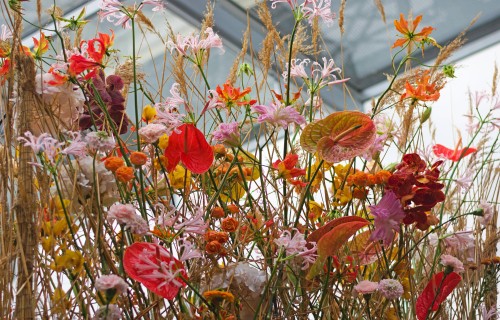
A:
283,20,300,226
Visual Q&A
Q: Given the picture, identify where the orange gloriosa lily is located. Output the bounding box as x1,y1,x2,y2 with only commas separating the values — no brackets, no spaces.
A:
392,14,435,49
400,71,441,102
216,82,257,108
33,32,50,58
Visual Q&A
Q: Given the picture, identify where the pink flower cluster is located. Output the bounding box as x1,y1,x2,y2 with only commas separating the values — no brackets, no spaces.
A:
284,57,349,92
107,203,149,235
167,27,224,57
95,274,129,294
274,229,317,269
252,103,306,128
270,0,336,26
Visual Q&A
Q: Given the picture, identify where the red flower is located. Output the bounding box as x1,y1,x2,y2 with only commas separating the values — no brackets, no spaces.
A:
272,154,306,179
216,82,257,108
432,142,477,162
415,271,461,320
0,58,11,84
123,242,187,300
392,14,434,49
68,54,100,77
400,71,441,102
387,153,445,230
164,123,214,174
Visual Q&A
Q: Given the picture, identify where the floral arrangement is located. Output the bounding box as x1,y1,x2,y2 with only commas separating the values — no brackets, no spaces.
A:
0,0,498,319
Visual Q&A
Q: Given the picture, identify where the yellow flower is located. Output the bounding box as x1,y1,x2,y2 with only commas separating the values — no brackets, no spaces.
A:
51,250,84,273
167,165,192,190
158,134,169,150
52,287,71,314
41,236,56,253
308,201,323,222
202,290,235,303
141,104,157,123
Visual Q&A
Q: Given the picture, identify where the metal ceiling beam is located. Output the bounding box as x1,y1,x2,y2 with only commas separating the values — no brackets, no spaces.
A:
167,0,363,111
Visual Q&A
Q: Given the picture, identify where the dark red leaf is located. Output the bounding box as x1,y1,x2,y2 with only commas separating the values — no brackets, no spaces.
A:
416,271,461,320
123,242,187,300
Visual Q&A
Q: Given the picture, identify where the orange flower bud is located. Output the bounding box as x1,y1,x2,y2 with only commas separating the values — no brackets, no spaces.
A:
211,207,225,219
130,151,148,166
227,204,239,214
104,156,125,172
154,155,169,170
375,170,392,184
115,166,135,182
205,240,222,254
221,217,238,232
212,144,226,156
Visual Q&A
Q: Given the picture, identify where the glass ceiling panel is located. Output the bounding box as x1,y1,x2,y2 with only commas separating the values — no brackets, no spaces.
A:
250,0,500,93
0,0,90,37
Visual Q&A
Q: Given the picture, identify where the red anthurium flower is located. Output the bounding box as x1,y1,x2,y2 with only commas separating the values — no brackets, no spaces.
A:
123,242,188,300
416,271,461,320
432,139,477,161
164,123,214,174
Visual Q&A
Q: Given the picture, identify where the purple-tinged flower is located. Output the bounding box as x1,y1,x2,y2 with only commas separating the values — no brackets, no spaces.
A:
138,123,168,144
178,238,202,261
107,203,149,235
287,59,310,79
306,0,336,26
0,24,12,41
478,200,494,226
174,207,208,235
142,0,165,12
274,229,317,270
353,280,378,295
167,27,224,57
92,304,122,320
378,279,404,300
212,122,240,147
61,131,87,158
85,131,116,153
440,254,464,273
270,0,295,9
480,304,497,320
18,131,63,164
455,168,474,192
163,83,185,109
98,0,130,29
361,133,387,161
252,103,306,128
95,274,129,294
153,105,184,136
368,191,405,246
201,89,225,114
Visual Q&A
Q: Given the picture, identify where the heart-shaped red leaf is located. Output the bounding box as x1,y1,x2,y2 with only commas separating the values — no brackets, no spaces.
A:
416,271,462,320
432,144,476,162
124,242,188,300
164,124,214,174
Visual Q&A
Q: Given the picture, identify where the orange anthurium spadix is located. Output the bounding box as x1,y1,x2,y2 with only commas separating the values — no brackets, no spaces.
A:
300,111,376,163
